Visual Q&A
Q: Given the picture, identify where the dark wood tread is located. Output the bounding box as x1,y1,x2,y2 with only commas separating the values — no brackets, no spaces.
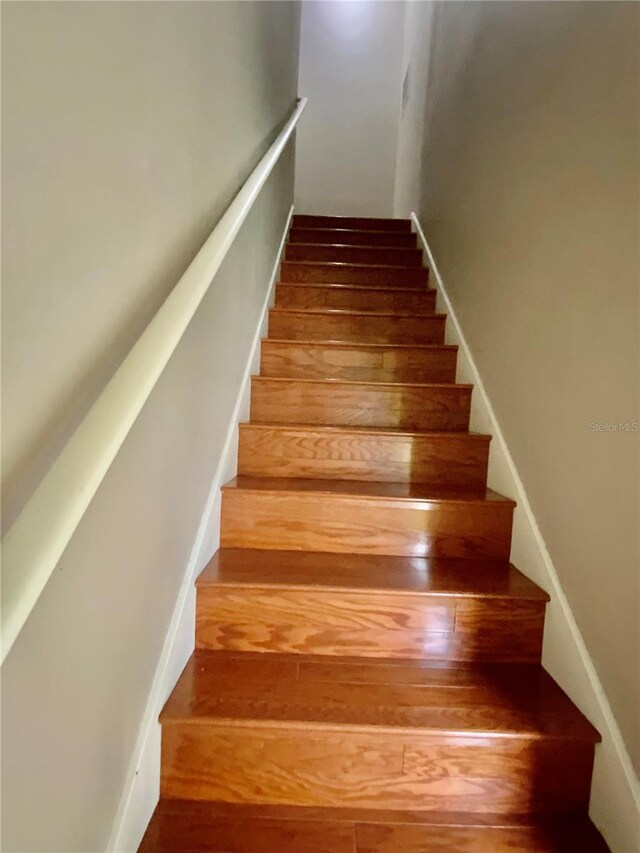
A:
196,549,546,661
282,259,426,272
241,422,487,438
253,375,470,389
271,307,443,318
139,800,610,852
285,243,424,266
160,649,599,742
289,241,421,253
197,549,549,601
222,476,515,506
264,338,457,351
268,307,444,344
292,214,412,232
276,281,436,294
280,260,429,287
289,227,418,247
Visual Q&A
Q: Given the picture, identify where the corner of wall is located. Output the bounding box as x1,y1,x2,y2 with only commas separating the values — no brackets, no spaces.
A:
411,212,640,853
106,205,294,853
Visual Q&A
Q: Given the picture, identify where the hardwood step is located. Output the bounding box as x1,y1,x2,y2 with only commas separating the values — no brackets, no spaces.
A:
268,309,445,344
196,549,548,662
260,340,458,383
293,214,412,232
289,227,418,247
281,261,428,287
274,283,437,313
354,818,610,852
220,477,515,559
238,424,490,487
250,377,472,431
285,243,424,267
139,800,610,852
158,650,598,812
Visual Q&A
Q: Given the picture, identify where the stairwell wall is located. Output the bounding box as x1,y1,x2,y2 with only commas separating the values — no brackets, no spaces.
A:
396,2,639,849
1,2,300,850
294,0,406,217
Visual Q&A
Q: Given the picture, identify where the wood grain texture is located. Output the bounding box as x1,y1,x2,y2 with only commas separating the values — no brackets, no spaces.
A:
285,243,424,267
220,477,515,559
292,215,412,232
161,651,599,740
268,308,445,344
156,650,598,819
140,806,356,852
280,261,429,286
197,549,550,602
355,819,610,852
289,227,418,247
139,801,610,853
250,377,471,431
238,424,490,487
196,587,544,662
160,724,594,813
141,213,603,850
260,340,458,383
274,283,437,313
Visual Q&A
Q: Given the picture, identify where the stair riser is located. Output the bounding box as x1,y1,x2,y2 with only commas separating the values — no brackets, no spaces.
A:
161,725,593,814
289,228,418,247
238,426,489,487
274,284,436,313
293,215,412,232
260,341,458,384
220,491,513,559
196,589,545,662
285,244,424,267
251,379,471,431
269,311,445,344
281,262,428,287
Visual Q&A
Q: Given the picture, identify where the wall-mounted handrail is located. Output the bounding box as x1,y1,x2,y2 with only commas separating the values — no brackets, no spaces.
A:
1,97,308,664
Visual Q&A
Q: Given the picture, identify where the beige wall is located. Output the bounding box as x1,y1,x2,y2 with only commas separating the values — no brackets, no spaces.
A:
1,2,300,850
396,0,639,771
295,0,405,216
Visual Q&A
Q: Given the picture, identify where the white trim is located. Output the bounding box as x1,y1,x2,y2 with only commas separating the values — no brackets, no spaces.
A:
0,99,307,665
107,205,294,853
412,211,640,853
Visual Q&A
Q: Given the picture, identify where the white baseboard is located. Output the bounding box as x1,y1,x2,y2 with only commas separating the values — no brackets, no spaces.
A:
107,204,294,853
412,212,640,853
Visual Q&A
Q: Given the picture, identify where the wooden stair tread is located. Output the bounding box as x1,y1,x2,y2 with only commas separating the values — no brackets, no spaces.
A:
260,341,458,384
282,259,427,272
265,338,457,351
289,226,418,242
197,548,549,601
285,244,424,266
292,214,412,232
276,281,436,293
291,229,415,238
289,241,421,252
223,476,514,505
253,375,470,389
160,650,599,742
139,800,609,852
271,307,442,318
268,308,443,344
242,422,488,438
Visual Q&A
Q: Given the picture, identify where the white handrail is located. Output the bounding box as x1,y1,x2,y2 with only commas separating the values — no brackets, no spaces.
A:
1,97,307,664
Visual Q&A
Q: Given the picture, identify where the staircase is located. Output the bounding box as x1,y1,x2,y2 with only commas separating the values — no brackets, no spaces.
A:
139,215,608,852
